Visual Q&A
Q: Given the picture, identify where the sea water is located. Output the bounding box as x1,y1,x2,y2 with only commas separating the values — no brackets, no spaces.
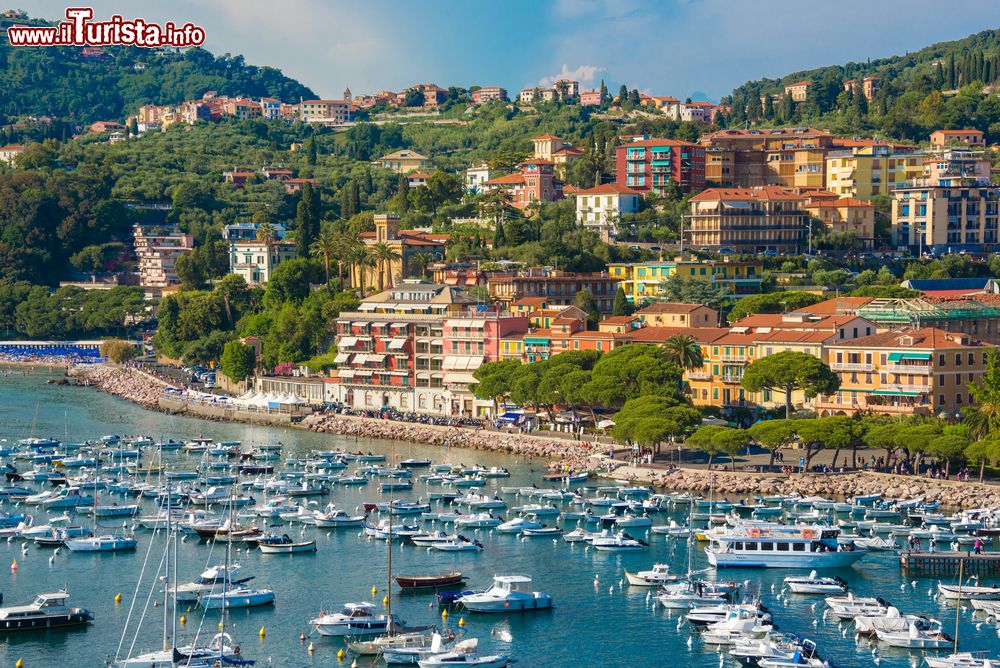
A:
0,371,995,667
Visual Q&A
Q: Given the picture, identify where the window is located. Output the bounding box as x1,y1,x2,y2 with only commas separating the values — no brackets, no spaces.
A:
776,542,790,551
969,352,975,365
792,543,806,552
956,393,963,404
940,354,946,366
743,542,757,551
759,542,773,551
939,394,946,404
955,353,962,366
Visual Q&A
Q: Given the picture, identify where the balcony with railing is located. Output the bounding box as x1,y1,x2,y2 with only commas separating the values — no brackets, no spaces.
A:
831,362,874,372
686,370,712,380
884,363,932,375
718,355,749,363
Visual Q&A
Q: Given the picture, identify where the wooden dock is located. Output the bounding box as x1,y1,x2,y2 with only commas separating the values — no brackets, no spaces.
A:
900,551,1000,576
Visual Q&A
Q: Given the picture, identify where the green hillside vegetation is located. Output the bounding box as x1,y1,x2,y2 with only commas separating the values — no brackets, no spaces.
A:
723,28,1000,141
0,13,314,125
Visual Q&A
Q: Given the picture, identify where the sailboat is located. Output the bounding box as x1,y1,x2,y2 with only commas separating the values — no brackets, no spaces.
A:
111,454,256,667
199,482,274,610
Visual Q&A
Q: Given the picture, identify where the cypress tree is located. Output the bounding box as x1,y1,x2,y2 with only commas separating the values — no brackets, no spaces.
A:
934,62,945,90
396,173,409,213
296,182,320,258
599,79,608,101
618,85,628,105
947,53,956,89
612,286,633,316
493,220,506,247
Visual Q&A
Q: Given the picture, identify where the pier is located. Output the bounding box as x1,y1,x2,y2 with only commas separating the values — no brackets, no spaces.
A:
900,551,1000,576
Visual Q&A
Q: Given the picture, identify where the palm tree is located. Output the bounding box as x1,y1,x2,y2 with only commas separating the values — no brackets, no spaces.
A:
662,334,704,371
369,242,402,292
408,252,433,279
346,244,374,294
310,223,339,283
255,221,277,246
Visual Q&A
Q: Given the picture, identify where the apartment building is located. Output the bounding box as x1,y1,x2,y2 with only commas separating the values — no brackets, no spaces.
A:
464,163,493,194
615,139,706,196
327,281,503,415
842,76,880,101
930,129,985,148
487,269,620,313
784,80,811,102
608,258,763,303
634,302,720,327
471,86,508,104
824,144,923,198
701,128,833,189
891,183,1000,253
803,195,875,246
816,328,987,418
133,224,193,296
686,187,810,253
228,240,297,286
298,99,351,124
353,214,449,291
574,183,642,241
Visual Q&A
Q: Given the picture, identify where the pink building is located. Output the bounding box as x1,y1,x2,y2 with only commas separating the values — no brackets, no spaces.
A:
580,90,604,106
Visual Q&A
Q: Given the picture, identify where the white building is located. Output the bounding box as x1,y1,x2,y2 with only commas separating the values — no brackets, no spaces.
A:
465,162,493,193
0,144,25,166
229,240,297,286
574,183,642,241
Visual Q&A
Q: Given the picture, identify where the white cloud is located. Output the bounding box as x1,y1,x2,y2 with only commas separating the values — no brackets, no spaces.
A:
539,64,605,87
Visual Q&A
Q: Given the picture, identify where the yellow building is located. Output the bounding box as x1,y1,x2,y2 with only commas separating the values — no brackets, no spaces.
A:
377,149,430,174
825,145,924,198
354,214,449,291
687,333,759,410
816,328,987,417
803,196,876,247
607,258,764,304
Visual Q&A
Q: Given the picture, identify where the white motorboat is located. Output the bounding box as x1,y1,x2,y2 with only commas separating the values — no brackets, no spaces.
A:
257,534,317,554
310,602,400,637
701,607,774,645
175,565,245,602
615,514,652,528
656,580,731,609
496,517,542,534
199,587,275,609
416,637,510,667
454,513,501,529
783,570,847,594
562,527,601,543
651,520,694,538
855,607,934,636
430,536,483,552
364,519,421,540
591,531,646,552
925,653,996,668
313,508,365,528
687,602,770,627
458,575,553,613
824,594,889,620
707,524,864,568
937,582,1000,601
730,636,824,667
410,530,457,546
624,563,685,587
520,526,561,538
512,504,559,517
876,619,953,649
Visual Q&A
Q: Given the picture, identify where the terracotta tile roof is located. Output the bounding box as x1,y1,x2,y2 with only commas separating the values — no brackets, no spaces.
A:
552,146,583,155
689,186,804,202
786,80,812,87
575,183,643,196
637,302,707,315
716,332,757,345
702,128,830,140
408,172,433,179
533,134,562,140
934,129,983,135
519,158,556,166
600,316,639,324
803,297,874,314
624,326,728,344
833,327,983,350
513,297,547,307
752,329,836,344
483,173,526,186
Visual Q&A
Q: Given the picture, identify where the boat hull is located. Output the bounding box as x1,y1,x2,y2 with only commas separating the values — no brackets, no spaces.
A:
707,549,865,569
0,611,92,631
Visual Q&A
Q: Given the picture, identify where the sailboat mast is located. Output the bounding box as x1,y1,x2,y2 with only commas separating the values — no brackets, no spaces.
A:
162,444,170,650
954,559,963,654
387,440,394,626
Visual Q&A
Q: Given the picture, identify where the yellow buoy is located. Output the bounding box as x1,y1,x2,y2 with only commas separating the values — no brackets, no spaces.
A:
371,586,378,596
180,614,187,625
114,593,122,604
441,609,448,619
307,641,315,653
218,622,224,631
337,648,345,661
458,617,465,627
15,659,23,668
259,625,266,638
382,595,389,606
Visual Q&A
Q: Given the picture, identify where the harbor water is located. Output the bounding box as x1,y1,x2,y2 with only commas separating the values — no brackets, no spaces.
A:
0,371,997,667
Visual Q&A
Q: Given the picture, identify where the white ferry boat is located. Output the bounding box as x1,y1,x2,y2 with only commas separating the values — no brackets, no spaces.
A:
705,524,865,569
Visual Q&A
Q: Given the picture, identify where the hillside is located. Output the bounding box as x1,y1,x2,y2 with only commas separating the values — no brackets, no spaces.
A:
0,11,315,124
723,28,1000,141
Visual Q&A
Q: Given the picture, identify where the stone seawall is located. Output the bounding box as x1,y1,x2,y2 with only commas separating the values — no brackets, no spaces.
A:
606,466,1000,509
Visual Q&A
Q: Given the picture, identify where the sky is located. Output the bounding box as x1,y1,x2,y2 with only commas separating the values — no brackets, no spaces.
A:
29,1,1000,101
